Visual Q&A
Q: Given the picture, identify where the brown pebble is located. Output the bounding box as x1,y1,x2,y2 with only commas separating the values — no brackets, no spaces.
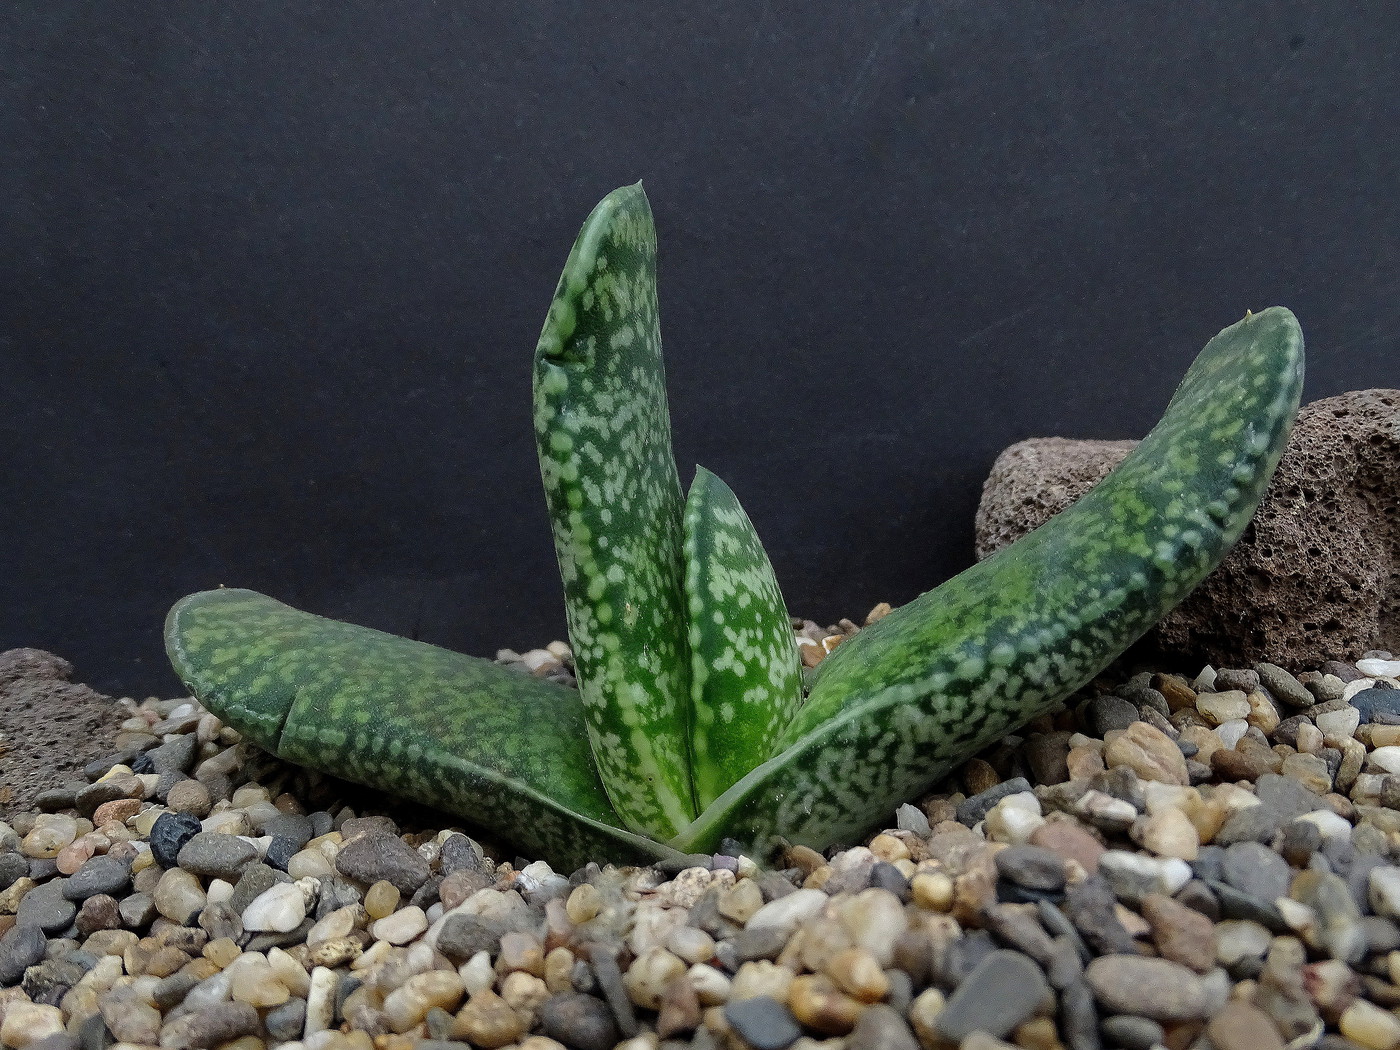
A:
1141,894,1216,973
93,798,143,826
788,973,864,1035
1206,1000,1287,1050
1029,821,1105,874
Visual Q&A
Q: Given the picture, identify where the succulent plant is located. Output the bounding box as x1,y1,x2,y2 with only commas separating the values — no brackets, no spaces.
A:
166,184,1305,870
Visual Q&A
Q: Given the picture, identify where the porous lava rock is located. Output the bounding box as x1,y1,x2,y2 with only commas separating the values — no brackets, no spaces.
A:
974,390,1399,668
0,649,125,814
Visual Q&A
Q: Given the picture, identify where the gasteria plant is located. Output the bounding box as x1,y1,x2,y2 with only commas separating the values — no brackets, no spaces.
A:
166,184,1306,870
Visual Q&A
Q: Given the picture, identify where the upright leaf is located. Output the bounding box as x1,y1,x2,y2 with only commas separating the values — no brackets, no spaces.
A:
533,184,695,838
683,466,804,808
167,588,673,871
674,307,1305,858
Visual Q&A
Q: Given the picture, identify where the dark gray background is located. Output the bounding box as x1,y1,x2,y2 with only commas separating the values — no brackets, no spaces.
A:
3,3,1396,698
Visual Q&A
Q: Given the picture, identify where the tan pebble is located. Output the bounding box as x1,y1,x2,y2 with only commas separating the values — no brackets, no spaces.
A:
308,903,361,946
1,1002,66,1046
868,834,911,863
22,816,79,859
501,971,549,1018
1114,904,1151,938
544,946,575,994
718,879,764,924
799,640,825,667
1104,721,1189,786
1154,673,1199,712
804,865,833,889
838,888,909,966
384,969,466,1033
371,905,428,946
1137,806,1200,860
665,924,715,965
497,930,545,976
364,879,401,920
565,883,601,924
786,844,827,876
452,988,526,1048
1015,1016,1066,1050
1370,725,1400,748
824,946,889,1002
1339,998,1400,1050
908,987,947,1050
731,960,796,1002
623,947,688,1010
230,955,291,1007
864,601,892,624
267,946,310,997
788,973,865,1035
306,936,362,968
1066,745,1107,779
1244,690,1281,734
1197,690,1251,726
689,962,732,1006
520,1038,568,1050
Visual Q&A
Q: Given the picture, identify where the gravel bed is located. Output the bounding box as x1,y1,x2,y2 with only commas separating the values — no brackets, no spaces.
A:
2,612,1400,1050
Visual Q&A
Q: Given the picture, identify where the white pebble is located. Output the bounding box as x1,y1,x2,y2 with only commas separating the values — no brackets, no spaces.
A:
1357,658,1400,679
1344,678,1380,701
1317,706,1362,739
243,882,308,932
459,950,496,995
1298,810,1355,842
1369,867,1400,919
1368,747,1400,775
984,792,1045,844
1215,719,1250,749
206,878,234,905
746,888,829,937
372,905,429,945
304,966,338,1036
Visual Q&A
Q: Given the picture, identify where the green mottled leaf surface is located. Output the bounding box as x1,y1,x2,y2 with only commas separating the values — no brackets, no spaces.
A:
683,466,804,808
166,588,673,870
673,307,1305,859
532,183,696,839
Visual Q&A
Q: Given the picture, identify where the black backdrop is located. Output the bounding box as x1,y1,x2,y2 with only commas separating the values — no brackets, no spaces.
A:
3,3,1396,698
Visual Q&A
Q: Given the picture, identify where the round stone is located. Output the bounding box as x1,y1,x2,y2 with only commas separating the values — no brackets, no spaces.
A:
1084,956,1206,1021
150,812,203,869
722,996,802,1050
177,832,259,880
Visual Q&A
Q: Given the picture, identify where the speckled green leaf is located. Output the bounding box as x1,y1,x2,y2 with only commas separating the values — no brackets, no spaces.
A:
533,183,695,839
683,466,804,808
673,307,1305,859
165,588,674,871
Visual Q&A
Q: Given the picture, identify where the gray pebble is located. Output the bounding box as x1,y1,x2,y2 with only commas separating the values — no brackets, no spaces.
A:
1101,1014,1166,1050
1257,663,1313,708
157,1000,258,1048
722,996,802,1050
1085,694,1139,736
73,779,130,817
935,949,1048,1040
734,924,789,962
995,845,1067,892
118,892,158,928
259,813,313,847
264,836,299,872
0,923,48,984
1214,802,1285,845
1065,876,1138,955
1205,879,1287,933
539,992,623,1050
1255,773,1324,819
63,856,132,901
1222,842,1291,902
34,788,78,812
266,997,308,1041
17,878,77,933
177,832,259,880
847,1004,918,1050
334,830,430,894
0,852,30,889
1060,979,1102,1050
84,751,137,781
589,946,639,1038
436,915,501,962
146,736,197,774
1215,668,1261,693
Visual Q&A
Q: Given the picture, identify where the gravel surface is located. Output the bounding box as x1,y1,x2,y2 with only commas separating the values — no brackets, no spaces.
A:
1,613,1400,1050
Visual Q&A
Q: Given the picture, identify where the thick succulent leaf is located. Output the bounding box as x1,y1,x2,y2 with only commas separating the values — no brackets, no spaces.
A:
533,183,695,838
674,308,1305,858
166,588,675,871
683,466,804,808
